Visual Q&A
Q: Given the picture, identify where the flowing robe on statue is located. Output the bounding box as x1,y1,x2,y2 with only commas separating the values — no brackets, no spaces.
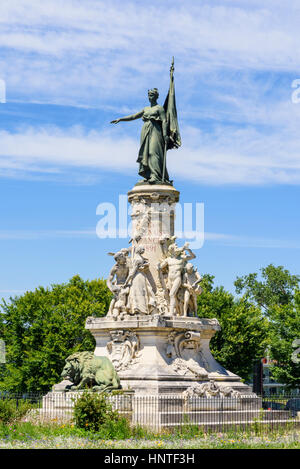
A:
137,105,170,183
127,254,157,315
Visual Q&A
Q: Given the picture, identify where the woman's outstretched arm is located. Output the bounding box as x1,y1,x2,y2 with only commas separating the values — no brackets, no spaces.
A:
111,110,143,124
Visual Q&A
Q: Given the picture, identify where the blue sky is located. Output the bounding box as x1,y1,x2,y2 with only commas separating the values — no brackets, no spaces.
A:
0,0,299,303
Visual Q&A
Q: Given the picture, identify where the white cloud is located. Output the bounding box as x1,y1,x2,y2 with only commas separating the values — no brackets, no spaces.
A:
0,229,97,240
1,0,300,106
0,0,298,66
0,227,298,251
0,1,300,186
1,123,300,185
0,290,26,293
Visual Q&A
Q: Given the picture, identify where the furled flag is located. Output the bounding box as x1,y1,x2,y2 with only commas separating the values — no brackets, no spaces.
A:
163,57,182,150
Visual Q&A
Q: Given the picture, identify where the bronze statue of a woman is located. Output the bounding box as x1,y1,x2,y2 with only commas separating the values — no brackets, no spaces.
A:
111,59,181,185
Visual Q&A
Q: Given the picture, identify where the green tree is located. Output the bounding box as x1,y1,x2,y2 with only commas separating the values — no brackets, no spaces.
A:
266,292,300,389
197,275,268,381
0,275,111,393
234,264,299,313
235,265,300,389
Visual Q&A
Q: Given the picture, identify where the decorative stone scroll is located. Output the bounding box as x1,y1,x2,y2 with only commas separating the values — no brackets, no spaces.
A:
167,330,208,379
182,380,242,399
106,330,141,371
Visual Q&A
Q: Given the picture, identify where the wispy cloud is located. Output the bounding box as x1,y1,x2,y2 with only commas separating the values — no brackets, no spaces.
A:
0,227,298,250
0,1,300,186
0,290,26,294
0,229,96,240
1,0,300,106
0,124,300,185
206,233,300,250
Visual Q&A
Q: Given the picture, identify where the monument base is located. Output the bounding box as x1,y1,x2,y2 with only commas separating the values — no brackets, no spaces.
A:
85,315,254,396
36,390,272,431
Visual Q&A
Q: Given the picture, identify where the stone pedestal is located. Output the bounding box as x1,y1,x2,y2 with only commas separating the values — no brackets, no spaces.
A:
85,183,253,396
85,315,253,395
128,184,179,287
41,186,256,427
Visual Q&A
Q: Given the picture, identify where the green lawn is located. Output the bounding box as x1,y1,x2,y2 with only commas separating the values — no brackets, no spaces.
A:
0,422,299,449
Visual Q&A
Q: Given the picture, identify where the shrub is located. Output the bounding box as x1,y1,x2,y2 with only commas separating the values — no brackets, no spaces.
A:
0,398,33,424
73,392,120,433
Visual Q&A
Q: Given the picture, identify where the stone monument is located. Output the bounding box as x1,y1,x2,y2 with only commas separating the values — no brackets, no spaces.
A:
85,59,253,397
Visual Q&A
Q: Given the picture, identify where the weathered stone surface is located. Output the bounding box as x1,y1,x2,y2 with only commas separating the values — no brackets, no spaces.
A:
59,351,121,392
52,379,73,392
85,315,252,395
85,183,253,396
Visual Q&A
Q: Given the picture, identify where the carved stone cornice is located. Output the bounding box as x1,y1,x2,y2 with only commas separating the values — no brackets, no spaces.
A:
128,184,180,205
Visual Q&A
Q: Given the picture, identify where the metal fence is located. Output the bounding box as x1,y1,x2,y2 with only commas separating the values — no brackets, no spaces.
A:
1,392,299,433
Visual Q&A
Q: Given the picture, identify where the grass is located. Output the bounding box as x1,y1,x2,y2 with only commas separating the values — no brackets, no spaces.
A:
0,394,299,449
0,421,299,449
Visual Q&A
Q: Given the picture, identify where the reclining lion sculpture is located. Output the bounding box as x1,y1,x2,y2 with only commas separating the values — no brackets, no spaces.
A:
60,351,121,392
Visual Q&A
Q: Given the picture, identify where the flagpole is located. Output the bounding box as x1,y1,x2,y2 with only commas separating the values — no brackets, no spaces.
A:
162,58,174,183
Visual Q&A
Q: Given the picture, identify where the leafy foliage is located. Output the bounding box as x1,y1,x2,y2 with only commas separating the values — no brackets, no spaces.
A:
0,276,111,393
0,264,299,392
263,291,300,389
0,398,33,424
234,265,300,389
234,264,299,313
197,274,269,381
73,391,120,433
